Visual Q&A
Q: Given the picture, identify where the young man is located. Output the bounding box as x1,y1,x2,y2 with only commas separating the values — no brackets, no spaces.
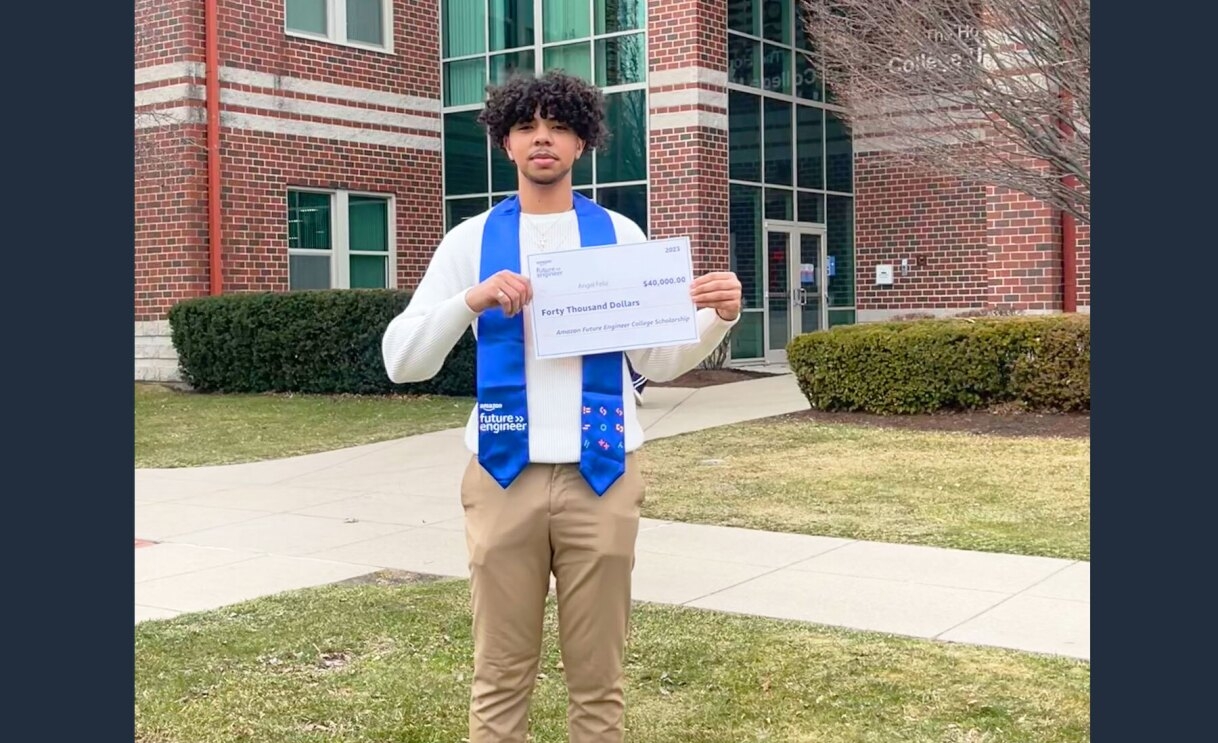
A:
381,71,741,743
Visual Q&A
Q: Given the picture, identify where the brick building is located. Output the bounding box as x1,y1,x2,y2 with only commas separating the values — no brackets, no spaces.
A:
134,0,1090,381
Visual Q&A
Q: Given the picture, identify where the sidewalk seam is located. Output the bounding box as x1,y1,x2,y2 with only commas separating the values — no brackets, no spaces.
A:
137,508,276,542
676,539,859,606
136,552,264,585
641,387,700,436
930,560,1083,640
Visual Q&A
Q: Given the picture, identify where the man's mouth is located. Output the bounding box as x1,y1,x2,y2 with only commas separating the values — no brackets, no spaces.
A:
530,153,557,166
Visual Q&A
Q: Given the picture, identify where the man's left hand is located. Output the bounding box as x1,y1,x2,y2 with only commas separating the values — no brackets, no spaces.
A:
690,271,743,322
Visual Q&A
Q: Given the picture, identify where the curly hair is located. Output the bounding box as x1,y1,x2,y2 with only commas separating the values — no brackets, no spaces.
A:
477,70,609,151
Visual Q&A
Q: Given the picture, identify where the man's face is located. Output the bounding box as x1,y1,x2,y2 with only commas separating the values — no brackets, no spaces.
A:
504,109,584,187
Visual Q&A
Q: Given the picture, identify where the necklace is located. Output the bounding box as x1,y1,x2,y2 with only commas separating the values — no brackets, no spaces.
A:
522,211,571,251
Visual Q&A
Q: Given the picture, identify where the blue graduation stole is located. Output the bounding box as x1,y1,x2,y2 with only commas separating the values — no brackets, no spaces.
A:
476,193,626,496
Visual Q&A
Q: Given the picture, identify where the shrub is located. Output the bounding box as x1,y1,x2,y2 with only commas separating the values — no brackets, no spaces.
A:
787,314,1089,414
168,290,475,396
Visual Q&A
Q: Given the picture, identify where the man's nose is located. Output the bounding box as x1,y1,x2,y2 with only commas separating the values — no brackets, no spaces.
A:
533,124,553,143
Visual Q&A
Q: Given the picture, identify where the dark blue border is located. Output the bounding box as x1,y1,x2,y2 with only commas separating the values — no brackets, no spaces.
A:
11,2,133,739
1095,4,1205,740
8,2,1196,739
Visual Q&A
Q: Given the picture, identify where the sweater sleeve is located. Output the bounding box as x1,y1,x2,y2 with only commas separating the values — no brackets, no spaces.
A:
609,213,742,382
626,309,739,382
381,220,482,384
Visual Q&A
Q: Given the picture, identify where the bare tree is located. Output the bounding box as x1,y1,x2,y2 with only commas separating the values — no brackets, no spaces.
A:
801,0,1089,223
134,1,206,180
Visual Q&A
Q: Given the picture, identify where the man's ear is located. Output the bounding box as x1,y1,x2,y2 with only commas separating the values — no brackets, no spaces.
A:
503,137,513,160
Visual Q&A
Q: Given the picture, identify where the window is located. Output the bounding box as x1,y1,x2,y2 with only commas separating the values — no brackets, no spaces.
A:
727,0,854,357
288,190,394,290
441,0,649,232
286,0,391,50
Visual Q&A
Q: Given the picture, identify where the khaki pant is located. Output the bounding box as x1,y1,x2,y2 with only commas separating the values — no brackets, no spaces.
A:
460,453,644,743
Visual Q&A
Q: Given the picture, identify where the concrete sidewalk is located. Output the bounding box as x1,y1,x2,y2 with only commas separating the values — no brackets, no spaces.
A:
135,372,1089,660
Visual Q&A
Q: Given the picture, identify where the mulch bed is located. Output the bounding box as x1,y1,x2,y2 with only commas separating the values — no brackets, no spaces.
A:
777,407,1090,438
643,368,1089,438
648,368,779,388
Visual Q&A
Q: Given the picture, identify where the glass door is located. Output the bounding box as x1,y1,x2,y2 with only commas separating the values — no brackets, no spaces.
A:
765,230,792,361
796,233,827,334
763,222,827,363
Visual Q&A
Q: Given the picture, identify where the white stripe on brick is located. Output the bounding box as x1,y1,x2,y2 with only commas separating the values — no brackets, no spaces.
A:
135,61,204,86
649,109,728,132
649,86,728,111
136,64,441,115
135,83,205,108
221,89,440,133
135,106,204,128
221,110,441,150
219,66,440,114
650,66,728,89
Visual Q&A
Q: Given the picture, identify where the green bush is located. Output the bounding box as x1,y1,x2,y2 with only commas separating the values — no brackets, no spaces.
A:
787,314,1089,414
168,290,475,396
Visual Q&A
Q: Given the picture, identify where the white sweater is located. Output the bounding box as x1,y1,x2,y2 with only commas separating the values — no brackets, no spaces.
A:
382,206,738,463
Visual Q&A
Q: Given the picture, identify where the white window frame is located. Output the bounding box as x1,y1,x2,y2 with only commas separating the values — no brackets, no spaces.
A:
285,0,395,54
288,188,398,290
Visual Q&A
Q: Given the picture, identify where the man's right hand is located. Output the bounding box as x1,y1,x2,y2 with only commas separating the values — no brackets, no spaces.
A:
465,270,533,317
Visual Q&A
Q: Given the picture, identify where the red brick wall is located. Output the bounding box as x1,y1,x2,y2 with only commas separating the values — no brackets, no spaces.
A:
986,185,1062,311
648,0,726,71
220,131,441,292
218,0,438,99
648,0,731,275
649,127,730,275
135,0,208,321
135,0,204,67
135,125,210,321
855,145,1090,315
1074,220,1090,309
854,151,990,312
134,0,444,320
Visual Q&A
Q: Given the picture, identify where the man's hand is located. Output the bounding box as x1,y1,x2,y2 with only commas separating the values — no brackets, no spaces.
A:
690,271,743,322
465,270,533,317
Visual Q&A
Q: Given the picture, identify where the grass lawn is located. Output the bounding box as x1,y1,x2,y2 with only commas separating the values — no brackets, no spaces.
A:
135,384,473,469
638,419,1090,561
135,578,1090,743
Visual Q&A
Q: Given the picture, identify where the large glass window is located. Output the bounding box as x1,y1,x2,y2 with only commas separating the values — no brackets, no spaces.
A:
544,42,592,81
441,0,648,231
727,0,855,356
827,195,855,326
444,111,488,195
286,0,391,50
600,89,647,183
728,91,761,182
443,0,484,56
730,183,764,359
489,0,534,51
288,190,394,290
544,0,590,42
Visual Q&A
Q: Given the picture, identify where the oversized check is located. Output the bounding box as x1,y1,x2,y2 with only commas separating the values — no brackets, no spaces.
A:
525,237,699,359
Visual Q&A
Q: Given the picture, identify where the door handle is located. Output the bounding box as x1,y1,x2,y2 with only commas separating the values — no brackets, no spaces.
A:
796,288,807,306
